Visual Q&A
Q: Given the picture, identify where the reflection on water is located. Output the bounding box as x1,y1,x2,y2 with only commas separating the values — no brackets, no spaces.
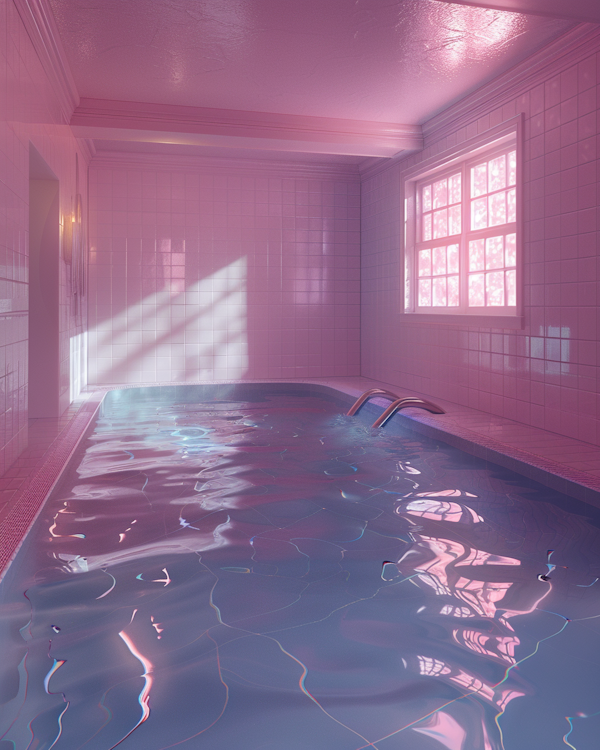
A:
1,387,600,750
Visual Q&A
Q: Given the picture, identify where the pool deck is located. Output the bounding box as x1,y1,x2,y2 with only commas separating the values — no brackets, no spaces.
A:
2,376,600,576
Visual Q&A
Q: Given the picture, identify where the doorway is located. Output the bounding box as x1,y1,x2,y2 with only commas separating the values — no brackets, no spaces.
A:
28,144,60,418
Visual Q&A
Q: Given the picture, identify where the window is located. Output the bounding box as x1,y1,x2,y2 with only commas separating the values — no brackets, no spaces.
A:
403,120,521,323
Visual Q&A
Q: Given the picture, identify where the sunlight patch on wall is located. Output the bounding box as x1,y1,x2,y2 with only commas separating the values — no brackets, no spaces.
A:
70,331,88,401
91,257,248,383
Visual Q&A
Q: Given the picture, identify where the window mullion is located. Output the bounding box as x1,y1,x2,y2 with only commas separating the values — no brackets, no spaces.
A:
460,162,469,312
470,224,517,242
405,184,417,312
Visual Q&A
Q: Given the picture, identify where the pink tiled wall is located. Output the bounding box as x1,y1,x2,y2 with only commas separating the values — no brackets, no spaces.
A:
0,0,88,475
362,30,600,445
88,159,361,383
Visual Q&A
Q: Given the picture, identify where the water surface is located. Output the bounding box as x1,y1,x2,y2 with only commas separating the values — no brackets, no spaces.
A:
1,386,600,749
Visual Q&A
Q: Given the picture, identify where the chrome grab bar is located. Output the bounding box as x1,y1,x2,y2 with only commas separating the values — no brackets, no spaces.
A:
346,388,401,416
372,397,445,428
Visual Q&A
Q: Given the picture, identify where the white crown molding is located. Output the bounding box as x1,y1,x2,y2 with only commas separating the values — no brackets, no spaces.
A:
360,23,600,182
90,150,361,181
12,0,79,123
71,98,423,158
76,138,96,165
423,23,600,142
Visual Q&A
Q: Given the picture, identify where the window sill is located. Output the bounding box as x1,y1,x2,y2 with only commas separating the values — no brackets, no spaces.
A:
400,313,524,329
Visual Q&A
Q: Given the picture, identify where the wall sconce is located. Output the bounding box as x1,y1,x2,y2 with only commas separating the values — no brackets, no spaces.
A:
61,155,86,316
60,214,68,262
61,193,84,309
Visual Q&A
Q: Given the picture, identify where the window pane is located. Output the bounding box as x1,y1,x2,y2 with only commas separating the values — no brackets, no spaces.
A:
469,273,485,306
432,246,446,275
448,275,459,306
433,178,448,208
423,185,432,212
447,244,459,274
433,208,448,238
488,155,506,192
471,163,487,197
486,271,504,306
449,173,461,205
471,197,488,230
506,269,516,306
418,279,432,306
448,204,461,235
423,214,432,241
469,239,484,271
507,188,516,223
405,255,410,309
485,236,504,269
433,277,447,306
505,233,516,267
418,248,431,276
508,150,516,186
489,191,507,226
409,143,517,316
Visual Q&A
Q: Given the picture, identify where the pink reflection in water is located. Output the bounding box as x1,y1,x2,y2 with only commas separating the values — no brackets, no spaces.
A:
2,388,600,750
117,624,153,740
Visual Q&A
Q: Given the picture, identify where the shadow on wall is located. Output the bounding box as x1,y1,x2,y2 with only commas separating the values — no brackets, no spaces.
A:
91,256,248,383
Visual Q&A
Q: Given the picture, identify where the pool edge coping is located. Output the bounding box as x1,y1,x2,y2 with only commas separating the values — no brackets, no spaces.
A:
2,379,600,581
0,395,104,581
86,379,600,508
305,381,600,510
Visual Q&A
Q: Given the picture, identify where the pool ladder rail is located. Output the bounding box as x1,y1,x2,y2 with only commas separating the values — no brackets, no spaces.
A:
346,388,445,428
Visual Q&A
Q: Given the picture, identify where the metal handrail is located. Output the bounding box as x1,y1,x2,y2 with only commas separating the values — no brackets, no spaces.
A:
346,388,401,416
372,397,445,428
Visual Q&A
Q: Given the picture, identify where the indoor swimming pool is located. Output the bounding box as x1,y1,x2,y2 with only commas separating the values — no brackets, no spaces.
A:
1,383,599,750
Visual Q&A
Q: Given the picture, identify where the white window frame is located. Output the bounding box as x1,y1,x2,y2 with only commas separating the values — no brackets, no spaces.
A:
402,116,523,328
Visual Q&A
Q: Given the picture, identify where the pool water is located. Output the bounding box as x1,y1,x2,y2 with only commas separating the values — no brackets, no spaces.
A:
1,384,600,750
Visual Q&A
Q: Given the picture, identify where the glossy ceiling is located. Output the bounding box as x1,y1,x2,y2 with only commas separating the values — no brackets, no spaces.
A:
48,0,580,161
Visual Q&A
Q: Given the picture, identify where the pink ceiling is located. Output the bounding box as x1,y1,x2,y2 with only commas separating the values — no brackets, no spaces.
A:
47,0,578,160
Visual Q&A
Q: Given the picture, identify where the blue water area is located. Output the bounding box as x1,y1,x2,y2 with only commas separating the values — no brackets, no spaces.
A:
1,384,600,750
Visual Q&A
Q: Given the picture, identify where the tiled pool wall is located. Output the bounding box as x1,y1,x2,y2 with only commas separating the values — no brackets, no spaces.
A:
361,27,600,447
87,162,361,385
3,11,600,589
85,28,600,447
0,1,89,479
3,8,600,503
3,378,600,582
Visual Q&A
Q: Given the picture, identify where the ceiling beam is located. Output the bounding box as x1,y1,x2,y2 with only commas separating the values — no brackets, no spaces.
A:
430,0,600,23
70,98,423,158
